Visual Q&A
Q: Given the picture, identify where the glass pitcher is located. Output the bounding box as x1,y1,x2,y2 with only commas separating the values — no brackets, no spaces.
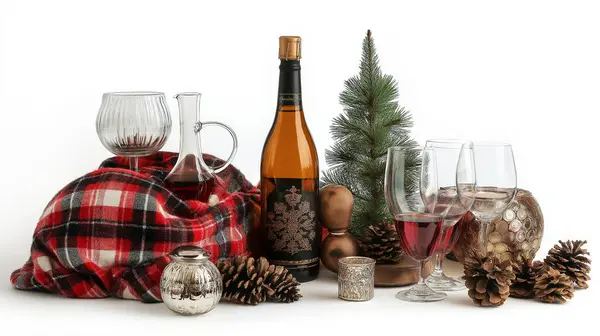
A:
164,92,238,202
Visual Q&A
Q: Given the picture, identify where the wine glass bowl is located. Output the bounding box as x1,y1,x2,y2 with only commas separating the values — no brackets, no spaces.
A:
96,92,172,171
385,147,447,302
458,142,517,255
394,213,444,260
422,139,476,291
467,187,516,221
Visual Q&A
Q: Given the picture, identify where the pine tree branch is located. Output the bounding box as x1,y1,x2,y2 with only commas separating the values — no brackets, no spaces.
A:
330,114,370,141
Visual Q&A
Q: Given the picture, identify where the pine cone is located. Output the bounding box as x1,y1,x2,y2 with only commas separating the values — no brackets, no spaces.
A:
510,259,544,298
463,252,515,307
534,267,575,303
218,256,269,305
359,222,403,264
217,256,301,305
544,240,591,289
264,265,302,303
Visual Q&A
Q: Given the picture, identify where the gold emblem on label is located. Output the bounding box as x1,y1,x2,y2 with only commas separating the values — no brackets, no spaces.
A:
267,186,316,255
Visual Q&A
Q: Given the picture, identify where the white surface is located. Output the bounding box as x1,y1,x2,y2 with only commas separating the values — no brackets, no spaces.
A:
0,262,597,334
0,0,598,334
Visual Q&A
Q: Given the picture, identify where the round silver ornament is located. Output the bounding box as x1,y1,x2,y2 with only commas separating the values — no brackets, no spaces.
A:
160,246,222,315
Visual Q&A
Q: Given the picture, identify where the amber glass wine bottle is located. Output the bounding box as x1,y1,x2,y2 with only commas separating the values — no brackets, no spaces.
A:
260,36,320,282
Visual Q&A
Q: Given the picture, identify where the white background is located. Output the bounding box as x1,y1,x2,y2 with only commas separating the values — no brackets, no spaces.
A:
0,0,598,334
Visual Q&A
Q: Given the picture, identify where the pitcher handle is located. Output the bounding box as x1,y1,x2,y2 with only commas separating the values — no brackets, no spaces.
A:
194,121,238,174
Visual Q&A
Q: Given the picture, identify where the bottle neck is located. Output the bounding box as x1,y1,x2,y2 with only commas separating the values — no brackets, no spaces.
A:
277,60,302,111
176,94,202,158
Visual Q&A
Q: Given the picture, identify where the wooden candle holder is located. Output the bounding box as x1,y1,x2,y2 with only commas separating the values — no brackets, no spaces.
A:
319,185,359,273
319,184,433,286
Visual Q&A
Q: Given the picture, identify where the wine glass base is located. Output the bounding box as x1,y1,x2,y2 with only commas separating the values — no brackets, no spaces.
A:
395,284,447,302
425,273,466,291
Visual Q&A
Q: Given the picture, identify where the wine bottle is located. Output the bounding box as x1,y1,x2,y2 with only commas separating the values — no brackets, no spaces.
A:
260,36,320,282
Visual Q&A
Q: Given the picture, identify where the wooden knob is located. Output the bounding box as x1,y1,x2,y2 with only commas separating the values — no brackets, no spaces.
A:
319,184,353,233
320,232,360,273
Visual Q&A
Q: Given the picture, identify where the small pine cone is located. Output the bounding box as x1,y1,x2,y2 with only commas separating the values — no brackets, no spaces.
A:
510,259,544,298
263,265,302,303
534,267,575,303
217,256,301,305
463,252,515,307
217,256,270,305
544,240,591,289
359,222,404,264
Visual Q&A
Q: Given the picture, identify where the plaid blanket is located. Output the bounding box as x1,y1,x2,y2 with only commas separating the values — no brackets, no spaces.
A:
10,152,260,303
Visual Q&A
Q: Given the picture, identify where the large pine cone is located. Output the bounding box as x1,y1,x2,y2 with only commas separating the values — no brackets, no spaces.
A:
544,240,591,289
534,267,575,303
463,252,515,307
510,259,544,298
359,222,403,264
217,256,301,305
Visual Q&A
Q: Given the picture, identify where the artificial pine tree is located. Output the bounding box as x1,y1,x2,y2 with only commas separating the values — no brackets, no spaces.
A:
322,30,419,238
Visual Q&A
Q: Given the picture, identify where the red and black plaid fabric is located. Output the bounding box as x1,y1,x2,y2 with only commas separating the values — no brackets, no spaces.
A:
10,152,260,303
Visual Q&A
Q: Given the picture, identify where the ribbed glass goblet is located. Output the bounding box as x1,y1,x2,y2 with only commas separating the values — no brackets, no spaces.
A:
96,92,172,171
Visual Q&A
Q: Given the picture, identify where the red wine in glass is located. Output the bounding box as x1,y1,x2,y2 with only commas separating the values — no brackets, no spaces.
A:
435,220,463,254
394,213,444,261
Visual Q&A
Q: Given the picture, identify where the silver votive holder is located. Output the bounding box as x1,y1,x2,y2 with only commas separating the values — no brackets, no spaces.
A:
338,256,376,301
160,246,222,315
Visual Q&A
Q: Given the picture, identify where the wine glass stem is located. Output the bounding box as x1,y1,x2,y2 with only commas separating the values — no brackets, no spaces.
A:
431,253,444,277
129,157,139,172
480,218,491,256
417,260,426,285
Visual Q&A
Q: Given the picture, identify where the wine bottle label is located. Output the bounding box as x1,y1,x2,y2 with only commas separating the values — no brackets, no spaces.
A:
278,93,302,107
265,178,320,270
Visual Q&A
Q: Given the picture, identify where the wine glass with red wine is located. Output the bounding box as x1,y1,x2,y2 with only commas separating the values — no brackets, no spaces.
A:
384,147,447,302
458,142,517,256
422,140,476,292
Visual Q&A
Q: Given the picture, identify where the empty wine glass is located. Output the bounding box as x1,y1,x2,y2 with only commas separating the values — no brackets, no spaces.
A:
384,147,447,302
458,142,517,255
96,92,172,171
422,139,476,291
